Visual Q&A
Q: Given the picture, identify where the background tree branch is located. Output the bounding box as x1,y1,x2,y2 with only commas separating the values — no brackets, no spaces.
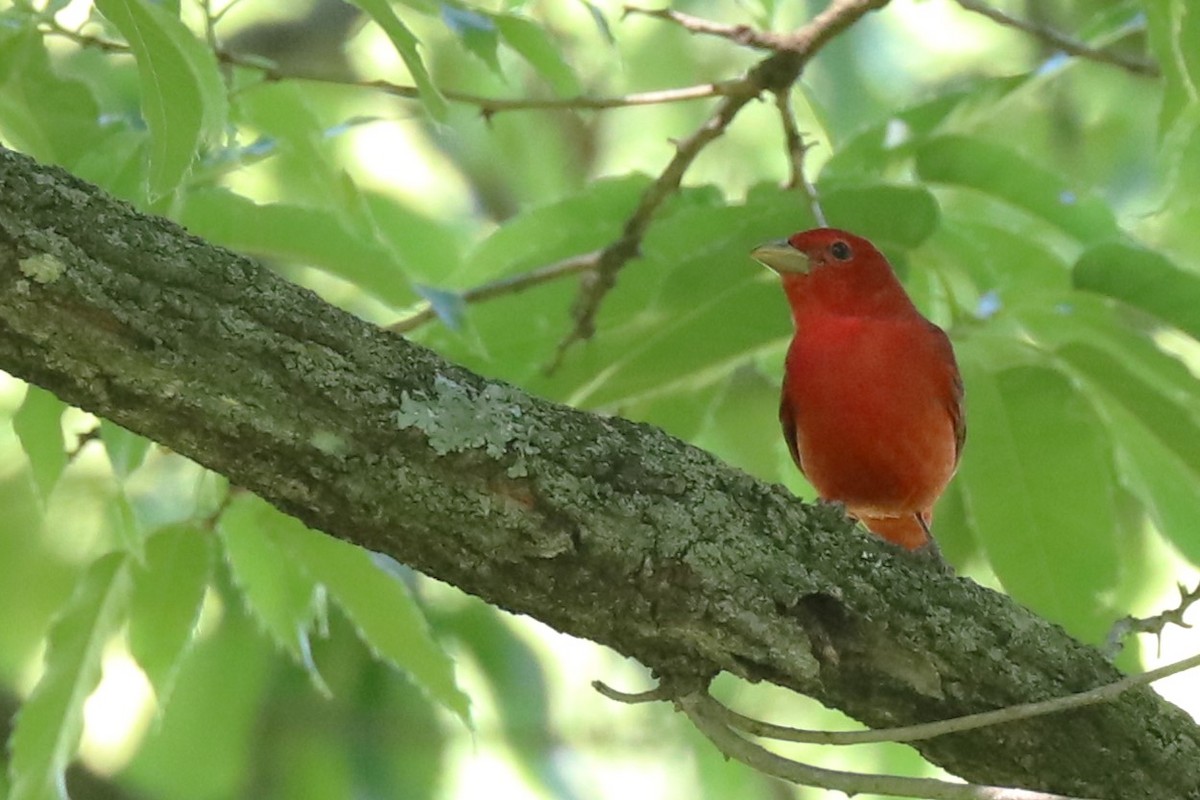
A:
1,148,1198,799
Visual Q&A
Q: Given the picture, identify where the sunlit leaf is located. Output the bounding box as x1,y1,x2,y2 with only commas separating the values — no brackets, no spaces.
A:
0,29,103,167
94,0,226,199
8,552,132,800
98,421,153,480
13,385,68,501
349,0,447,119
1142,0,1200,134
436,602,578,798
129,525,214,706
495,13,581,96
270,522,471,725
955,354,1120,640
179,188,417,307
441,3,500,74
217,495,327,692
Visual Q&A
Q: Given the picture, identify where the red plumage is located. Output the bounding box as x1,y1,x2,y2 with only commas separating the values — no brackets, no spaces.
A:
754,228,964,550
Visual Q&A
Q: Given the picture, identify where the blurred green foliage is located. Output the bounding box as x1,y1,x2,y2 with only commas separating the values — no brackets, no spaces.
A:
1,0,1198,798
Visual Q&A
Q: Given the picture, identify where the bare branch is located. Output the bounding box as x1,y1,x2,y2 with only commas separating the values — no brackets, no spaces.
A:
701,649,1200,746
1105,582,1200,657
773,90,827,225
39,19,734,116
953,0,1159,77
680,694,1098,800
387,250,602,334
549,0,893,369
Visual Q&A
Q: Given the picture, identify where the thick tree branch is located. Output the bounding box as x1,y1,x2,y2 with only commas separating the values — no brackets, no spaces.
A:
1,149,1199,799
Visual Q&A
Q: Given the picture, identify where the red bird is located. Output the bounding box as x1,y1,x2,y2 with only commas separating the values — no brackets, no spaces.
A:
753,228,965,550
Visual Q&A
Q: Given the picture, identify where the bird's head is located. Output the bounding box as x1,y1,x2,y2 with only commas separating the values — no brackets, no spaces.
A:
751,227,879,275
752,227,912,318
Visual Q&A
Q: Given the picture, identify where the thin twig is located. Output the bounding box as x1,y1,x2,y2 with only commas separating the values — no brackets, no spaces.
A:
702,648,1200,745
773,90,827,225
41,20,735,116
1105,582,1200,657
954,0,1159,77
623,5,777,49
680,694,1097,800
387,250,601,334
591,679,675,704
549,0,892,370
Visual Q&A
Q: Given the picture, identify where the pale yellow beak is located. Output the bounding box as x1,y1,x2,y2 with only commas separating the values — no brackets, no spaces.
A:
751,240,810,274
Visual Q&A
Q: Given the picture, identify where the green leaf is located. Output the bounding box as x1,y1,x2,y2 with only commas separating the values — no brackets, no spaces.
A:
1073,241,1200,341
1015,296,1200,563
916,135,1118,242
441,3,501,74
1056,343,1200,564
217,495,327,691
128,525,214,706
8,551,133,800
817,183,940,249
13,385,68,501
955,355,1120,640
0,28,104,167
94,0,227,199
349,0,448,119
495,13,581,96
99,420,153,480
178,188,418,307
270,524,470,725
1142,0,1200,134
436,602,574,797
693,365,790,484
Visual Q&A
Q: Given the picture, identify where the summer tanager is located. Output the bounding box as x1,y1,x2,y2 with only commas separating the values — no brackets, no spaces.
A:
752,227,965,550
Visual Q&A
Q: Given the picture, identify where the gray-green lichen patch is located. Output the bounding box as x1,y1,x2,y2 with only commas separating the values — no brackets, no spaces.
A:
396,375,541,471
18,253,65,284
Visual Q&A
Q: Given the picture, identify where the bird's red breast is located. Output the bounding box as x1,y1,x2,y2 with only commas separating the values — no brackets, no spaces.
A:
753,228,965,550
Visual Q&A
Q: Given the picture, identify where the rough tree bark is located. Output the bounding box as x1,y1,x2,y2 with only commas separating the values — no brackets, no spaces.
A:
0,147,1197,799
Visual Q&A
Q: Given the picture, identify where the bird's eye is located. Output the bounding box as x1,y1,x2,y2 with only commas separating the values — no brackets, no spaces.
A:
829,241,852,261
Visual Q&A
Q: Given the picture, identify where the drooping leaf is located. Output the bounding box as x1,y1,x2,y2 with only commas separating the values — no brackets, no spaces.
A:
441,3,501,75
1141,0,1200,134
128,525,214,706
93,0,226,199
8,552,133,800
217,495,327,692
349,0,448,119
0,29,103,168
495,13,581,96
98,420,153,480
13,385,68,501
955,354,1121,640
916,135,1118,243
1073,240,1200,341
178,188,417,307
270,521,471,725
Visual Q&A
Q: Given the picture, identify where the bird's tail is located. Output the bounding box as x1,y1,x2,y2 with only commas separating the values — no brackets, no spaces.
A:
857,511,932,551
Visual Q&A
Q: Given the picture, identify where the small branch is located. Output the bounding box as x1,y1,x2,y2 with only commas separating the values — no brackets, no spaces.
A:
591,680,674,705
702,648,1200,746
624,1,891,55
387,250,601,334
1105,582,1200,657
773,90,827,225
41,18,735,116
954,0,1159,77
623,5,779,49
549,0,893,370
680,694,1097,800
